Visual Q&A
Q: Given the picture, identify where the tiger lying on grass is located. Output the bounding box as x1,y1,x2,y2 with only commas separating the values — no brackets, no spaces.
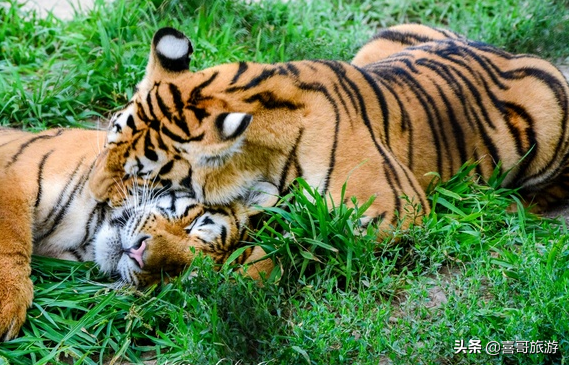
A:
89,23,569,232
0,128,276,340
4,22,569,341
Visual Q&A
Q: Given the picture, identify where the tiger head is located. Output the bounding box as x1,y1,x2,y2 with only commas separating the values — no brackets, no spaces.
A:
93,182,278,286
89,27,288,206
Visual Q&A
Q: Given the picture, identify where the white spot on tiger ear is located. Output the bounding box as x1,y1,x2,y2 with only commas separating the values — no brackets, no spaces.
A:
219,112,252,140
156,35,190,60
224,113,247,135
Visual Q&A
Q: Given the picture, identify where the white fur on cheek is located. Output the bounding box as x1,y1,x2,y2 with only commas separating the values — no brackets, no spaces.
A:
156,35,190,60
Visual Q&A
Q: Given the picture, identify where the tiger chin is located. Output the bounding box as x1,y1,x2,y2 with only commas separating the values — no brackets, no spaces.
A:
0,128,276,341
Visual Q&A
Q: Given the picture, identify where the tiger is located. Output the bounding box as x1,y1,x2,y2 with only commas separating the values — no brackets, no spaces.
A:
0,127,276,340
352,23,569,206
96,186,276,287
88,24,569,231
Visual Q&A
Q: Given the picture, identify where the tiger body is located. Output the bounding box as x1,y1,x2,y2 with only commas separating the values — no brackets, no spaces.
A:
91,25,569,228
90,29,431,233
0,128,106,340
359,32,569,194
0,127,273,340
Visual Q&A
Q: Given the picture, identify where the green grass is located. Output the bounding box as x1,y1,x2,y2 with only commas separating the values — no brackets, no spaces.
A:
1,0,569,364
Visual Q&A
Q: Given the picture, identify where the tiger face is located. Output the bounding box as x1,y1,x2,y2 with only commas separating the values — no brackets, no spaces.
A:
89,28,267,206
93,182,278,286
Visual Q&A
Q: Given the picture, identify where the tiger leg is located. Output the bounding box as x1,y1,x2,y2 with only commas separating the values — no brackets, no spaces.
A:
326,158,429,239
239,246,274,280
0,180,34,341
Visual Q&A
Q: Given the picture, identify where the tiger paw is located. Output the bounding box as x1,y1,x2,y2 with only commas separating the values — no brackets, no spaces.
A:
0,277,33,341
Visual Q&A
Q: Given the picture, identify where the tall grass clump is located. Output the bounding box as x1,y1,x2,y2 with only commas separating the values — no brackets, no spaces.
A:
249,178,385,289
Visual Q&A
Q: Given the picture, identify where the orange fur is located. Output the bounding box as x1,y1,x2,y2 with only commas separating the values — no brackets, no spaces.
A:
90,25,569,238
0,128,105,340
0,177,34,341
0,128,270,340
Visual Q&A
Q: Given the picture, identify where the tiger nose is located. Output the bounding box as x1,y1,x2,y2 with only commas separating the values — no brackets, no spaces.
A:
125,239,147,269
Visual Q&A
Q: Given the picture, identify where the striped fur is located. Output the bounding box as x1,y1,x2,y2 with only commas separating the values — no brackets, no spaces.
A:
91,25,569,232
96,189,275,286
352,24,569,206
90,27,431,234
0,128,107,340
352,24,464,67
0,128,272,340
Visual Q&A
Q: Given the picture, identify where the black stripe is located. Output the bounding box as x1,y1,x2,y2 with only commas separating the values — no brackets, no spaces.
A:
358,66,415,165
501,102,537,181
226,67,278,92
285,63,300,77
160,123,204,143
168,84,192,137
371,29,443,46
244,91,303,110
189,72,219,103
180,168,196,197
278,128,304,192
158,160,175,175
146,85,160,122
155,89,173,120
199,216,215,226
81,202,107,248
36,157,89,243
136,103,151,124
230,62,249,85
186,105,210,124
219,225,227,248
126,115,137,134
331,83,352,123
34,150,54,208
181,203,198,218
6,129,64,168
144,132,158,162
294,63,342,193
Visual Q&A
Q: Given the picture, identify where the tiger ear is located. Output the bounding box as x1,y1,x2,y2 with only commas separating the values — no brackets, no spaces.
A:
146,27,193,78
215,112,253,141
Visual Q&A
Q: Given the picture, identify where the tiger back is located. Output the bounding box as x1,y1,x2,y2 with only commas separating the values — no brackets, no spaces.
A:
352,23,464,67
352,24,569,207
